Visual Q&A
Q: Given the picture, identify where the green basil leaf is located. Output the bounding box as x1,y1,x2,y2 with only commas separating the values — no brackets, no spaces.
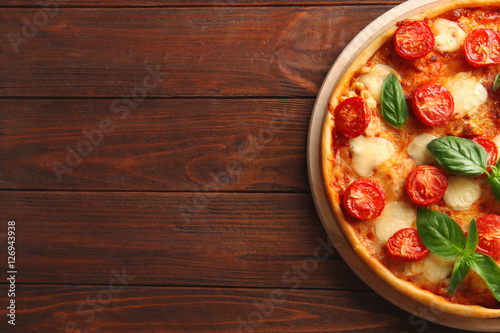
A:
466,252,500,302
489,175,500,202
494,72,500,92
464,219,479,254
449,254,470,294
427,136,488,176
416,207,465,259
381,73,408,129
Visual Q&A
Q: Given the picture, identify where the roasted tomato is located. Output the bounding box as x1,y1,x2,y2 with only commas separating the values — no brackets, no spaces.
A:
387,228,429,262
411,84,454,126
394,21,435,60
343,178,385,220
334,97,370,138
405,165,448,206
464,28,500,67
476,214,500,259
471,137,498,166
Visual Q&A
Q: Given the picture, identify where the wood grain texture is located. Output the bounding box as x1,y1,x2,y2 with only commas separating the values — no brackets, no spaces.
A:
2,1,404,7
1,99,310,191
0,191,367,290
0,6,393,97
0,285,464,333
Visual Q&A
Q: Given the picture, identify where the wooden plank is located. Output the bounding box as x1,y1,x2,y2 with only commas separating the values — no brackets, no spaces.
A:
0,191,367,290
0,6,393,97
2,1,404,7
0,98,310,191
0,285,460,333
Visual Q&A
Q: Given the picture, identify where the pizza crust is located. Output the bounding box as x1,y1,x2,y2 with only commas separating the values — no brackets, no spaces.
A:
321,0,500,318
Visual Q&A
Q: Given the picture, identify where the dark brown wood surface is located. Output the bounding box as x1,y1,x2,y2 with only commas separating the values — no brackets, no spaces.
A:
0,1,473,332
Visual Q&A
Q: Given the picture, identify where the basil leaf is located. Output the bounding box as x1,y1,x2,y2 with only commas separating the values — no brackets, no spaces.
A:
494,72,500,92
466,252,500,302
381,73,408,128
490,174,500,202
449,254,470,294
416,207,465,259
427,136,488,176
464,219,479,254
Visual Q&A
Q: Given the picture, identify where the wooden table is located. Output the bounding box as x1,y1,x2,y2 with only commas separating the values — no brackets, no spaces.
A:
0,1,472,332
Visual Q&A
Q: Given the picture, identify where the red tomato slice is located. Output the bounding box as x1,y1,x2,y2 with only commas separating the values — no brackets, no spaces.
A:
464,28,500,67
476,214,500,259
411,84,454,126
343,179,385,220
334,97,370,138
394,21,435,60
405,165,448,206
386,228,429,262
471,137,498,166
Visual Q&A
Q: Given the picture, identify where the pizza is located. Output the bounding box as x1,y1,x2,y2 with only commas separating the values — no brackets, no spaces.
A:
321,0,500,318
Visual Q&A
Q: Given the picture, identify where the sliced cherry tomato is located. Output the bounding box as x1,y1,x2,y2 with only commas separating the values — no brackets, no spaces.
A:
405,165,448,206
334,97,370,138
387,228,429,262
476,214,500,259
394,21,435,60
471,137,498,166
343,178,385,220
464,28,500,67
411,84,454,126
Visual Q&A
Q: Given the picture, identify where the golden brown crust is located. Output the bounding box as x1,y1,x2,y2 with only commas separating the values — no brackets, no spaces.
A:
321,0,500,318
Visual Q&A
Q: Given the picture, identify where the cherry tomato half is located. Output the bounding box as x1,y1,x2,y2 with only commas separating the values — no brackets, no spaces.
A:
471,137,498,166
464,28,500,67
387,228,429,262
334,97,370,138
343,178,386,220
411,84,454,126
394,21,435,60
476,214,500,259
405,165,448,206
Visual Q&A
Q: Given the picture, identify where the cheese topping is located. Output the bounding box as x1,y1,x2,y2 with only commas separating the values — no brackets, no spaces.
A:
407,253,455,285
358,64,398,104
407,133,437,165
432,18,466,53
445,73,487,116
375,201,415,244
349,135,395,177
443,176,481,211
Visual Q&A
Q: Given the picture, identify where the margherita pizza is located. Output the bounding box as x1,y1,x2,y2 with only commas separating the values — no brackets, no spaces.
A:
322,0,500,318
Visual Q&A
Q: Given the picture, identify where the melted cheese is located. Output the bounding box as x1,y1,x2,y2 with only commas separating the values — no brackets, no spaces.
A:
432,18,466,53
407,253,455,285
358,64,398,104
407,133,437,165
443,176,481,211
349,135,395,177
375,201,415,244
445,73,487,116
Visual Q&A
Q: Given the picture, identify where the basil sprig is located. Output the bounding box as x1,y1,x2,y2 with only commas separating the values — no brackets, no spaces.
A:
417,208,500,300
494,72,500,92
427,136,488,176
381,73,408,129
427,136,500,201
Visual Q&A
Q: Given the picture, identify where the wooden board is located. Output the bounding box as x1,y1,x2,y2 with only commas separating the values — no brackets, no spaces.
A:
0,6,392,97
0,285,460,333
1,0,404,7
0,99,310,191
0,191,367,290
307,0,500,331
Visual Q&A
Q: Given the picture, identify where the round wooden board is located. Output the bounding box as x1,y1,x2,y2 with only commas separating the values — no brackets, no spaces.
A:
307,0,500,330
